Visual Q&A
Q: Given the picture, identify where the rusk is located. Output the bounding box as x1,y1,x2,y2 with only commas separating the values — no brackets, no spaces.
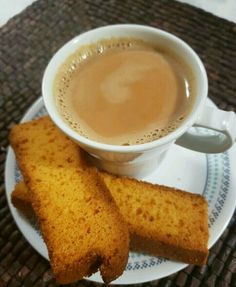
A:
101,173,209,265
11,116,209,267
12,175,209,265
9,116,129,284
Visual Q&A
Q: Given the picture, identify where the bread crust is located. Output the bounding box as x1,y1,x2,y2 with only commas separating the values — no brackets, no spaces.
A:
10,116,209,269
100,173,209,265
10,116,129,284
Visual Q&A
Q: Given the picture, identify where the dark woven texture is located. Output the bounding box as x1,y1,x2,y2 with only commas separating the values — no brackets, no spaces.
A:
0,0,236,286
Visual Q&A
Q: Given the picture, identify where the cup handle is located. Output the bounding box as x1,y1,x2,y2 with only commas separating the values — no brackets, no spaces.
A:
175,105,236,153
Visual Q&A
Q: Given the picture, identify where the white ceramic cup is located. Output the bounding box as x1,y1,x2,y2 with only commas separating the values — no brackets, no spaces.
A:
42,24,236,177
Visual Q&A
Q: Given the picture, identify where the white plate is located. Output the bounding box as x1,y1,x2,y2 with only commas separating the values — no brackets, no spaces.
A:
5,97,236,285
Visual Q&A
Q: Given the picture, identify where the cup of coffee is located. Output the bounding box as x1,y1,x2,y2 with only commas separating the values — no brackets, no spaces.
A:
42,24,236,177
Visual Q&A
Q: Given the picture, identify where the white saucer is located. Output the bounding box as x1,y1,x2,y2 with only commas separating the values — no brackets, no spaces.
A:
5,97,236,285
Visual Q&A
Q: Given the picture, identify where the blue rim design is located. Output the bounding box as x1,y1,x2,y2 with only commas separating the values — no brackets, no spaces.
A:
204,153,230,227
126,257,167,270
13,106,231,271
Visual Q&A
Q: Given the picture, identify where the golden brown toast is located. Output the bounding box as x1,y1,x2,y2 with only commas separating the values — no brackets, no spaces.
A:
12,170,209,266
9,116,129,284
13,177,209,265
11,116,209,267
101,173,209,265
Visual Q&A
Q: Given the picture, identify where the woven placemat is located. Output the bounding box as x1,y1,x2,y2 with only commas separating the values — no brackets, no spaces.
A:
0,0,236,286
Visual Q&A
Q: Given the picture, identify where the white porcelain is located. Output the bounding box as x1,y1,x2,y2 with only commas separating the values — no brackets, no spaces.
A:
5,97,236,285
42,24,236,177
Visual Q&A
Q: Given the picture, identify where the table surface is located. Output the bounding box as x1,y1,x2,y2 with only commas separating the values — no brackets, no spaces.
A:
0,0,236,286
0,0,236,27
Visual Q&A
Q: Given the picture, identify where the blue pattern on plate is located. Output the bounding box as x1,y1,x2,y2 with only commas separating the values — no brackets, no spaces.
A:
205,153,230,227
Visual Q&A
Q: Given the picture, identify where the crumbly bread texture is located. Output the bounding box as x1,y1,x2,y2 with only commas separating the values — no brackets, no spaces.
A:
12,174,209,266
101,173,209,265
11,116,209,267
9,116,129,284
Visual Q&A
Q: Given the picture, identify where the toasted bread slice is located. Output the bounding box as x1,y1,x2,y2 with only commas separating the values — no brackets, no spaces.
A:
101,173,209,265
12,175,209,265
9,116,129,284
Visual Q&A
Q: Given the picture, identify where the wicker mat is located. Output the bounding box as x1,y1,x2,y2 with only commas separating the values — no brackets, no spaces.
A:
0,0,236,286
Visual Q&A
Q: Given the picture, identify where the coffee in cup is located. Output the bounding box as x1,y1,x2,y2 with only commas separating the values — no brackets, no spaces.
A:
54,38,196,145
43,25,236,177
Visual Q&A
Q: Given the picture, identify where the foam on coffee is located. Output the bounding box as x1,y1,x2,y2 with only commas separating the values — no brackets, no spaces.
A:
54,38,195,145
